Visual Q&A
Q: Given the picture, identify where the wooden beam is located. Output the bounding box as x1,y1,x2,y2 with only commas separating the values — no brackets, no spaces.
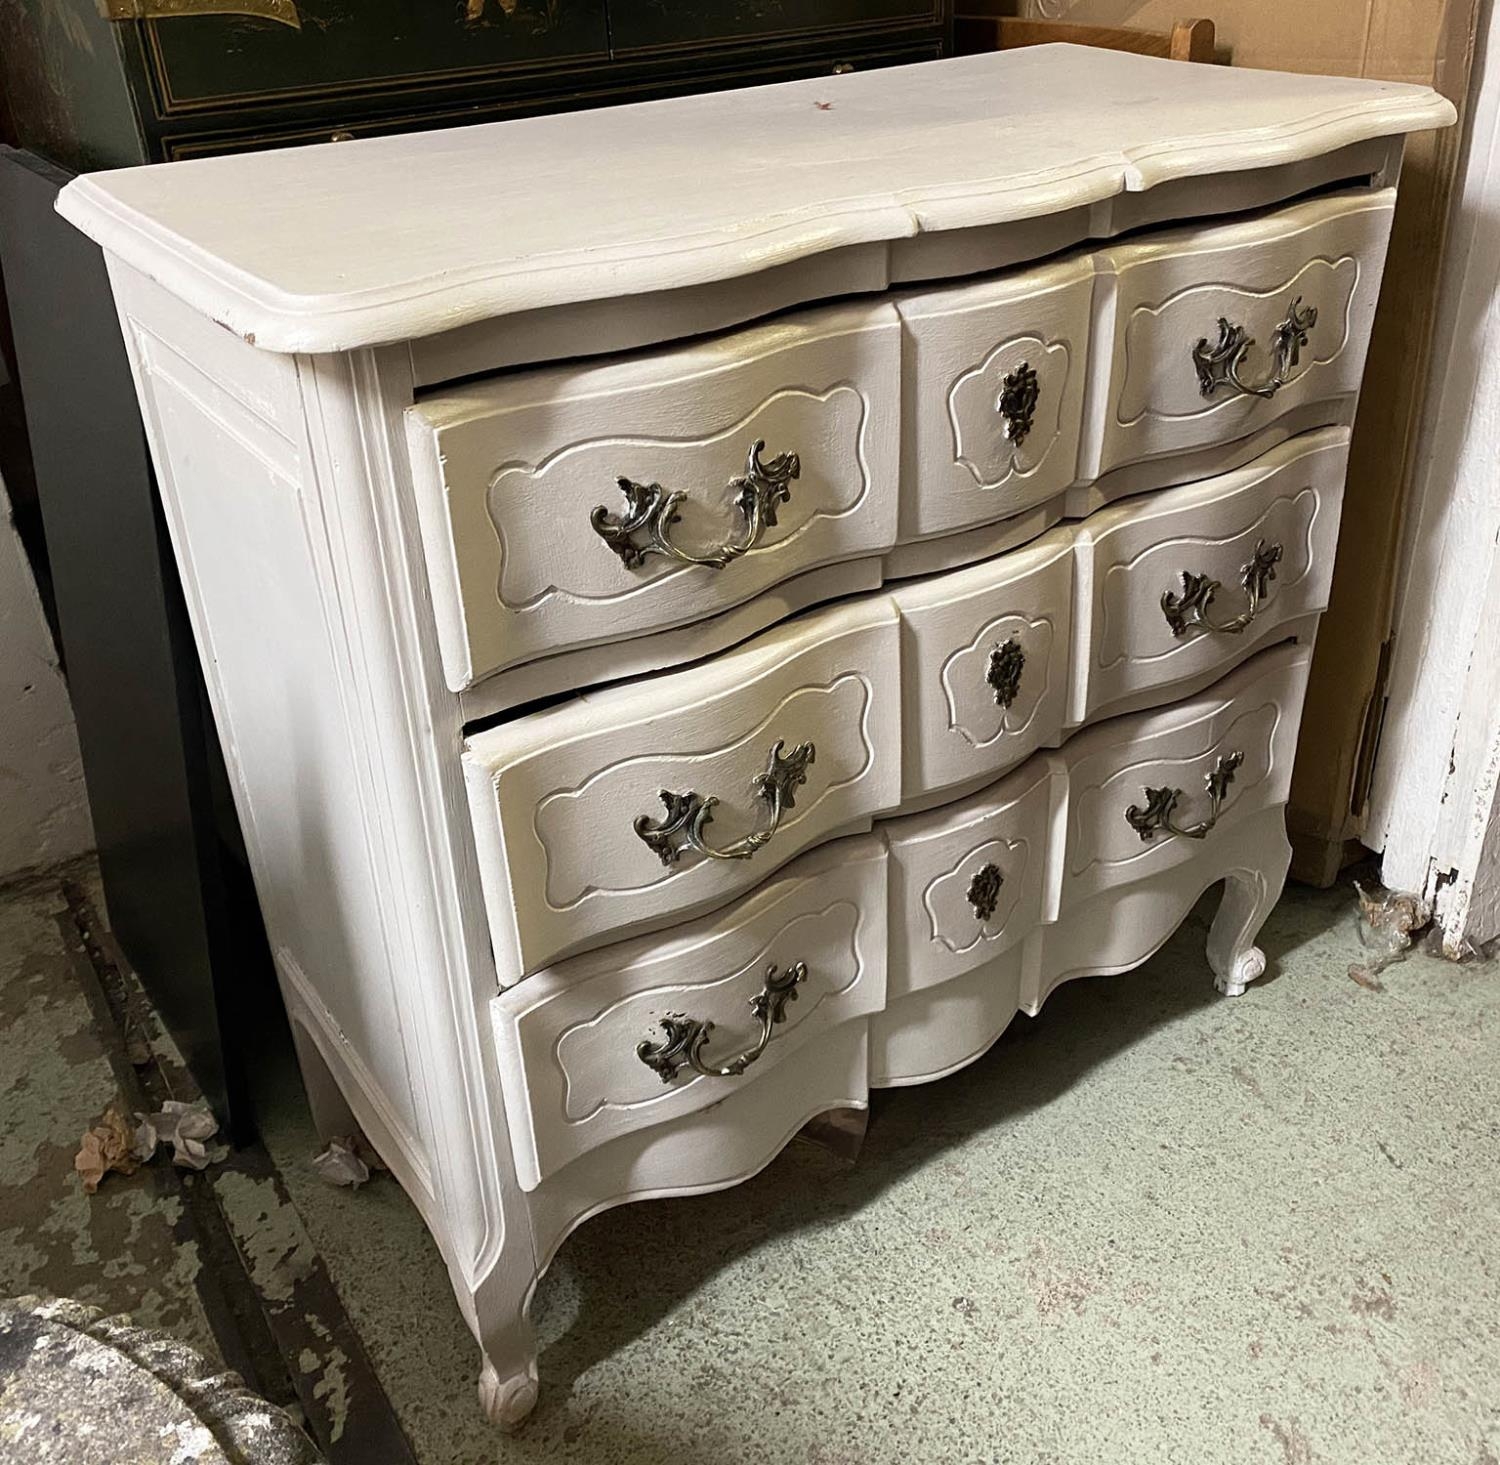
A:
954,12,1218,64
1170,18,1217,63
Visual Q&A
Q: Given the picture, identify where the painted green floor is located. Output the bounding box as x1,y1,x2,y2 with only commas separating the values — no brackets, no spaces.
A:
0,868,220,1358
3,863,1498,1464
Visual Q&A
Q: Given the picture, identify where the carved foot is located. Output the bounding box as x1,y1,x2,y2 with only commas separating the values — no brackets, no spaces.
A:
478,1358,538,1432
1212,944,1266,998
1205,847,1286,999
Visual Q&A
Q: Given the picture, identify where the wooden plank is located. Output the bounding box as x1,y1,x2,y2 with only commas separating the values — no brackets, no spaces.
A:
997,19,1173,56
956,12,1216,63
1170,19,1216,62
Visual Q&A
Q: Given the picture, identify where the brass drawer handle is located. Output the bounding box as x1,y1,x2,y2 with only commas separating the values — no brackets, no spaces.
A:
637,961,808,1083
591,439,799,570
998,361,1039,446
1193,296,1317,401
1161,539,1282,638
1126,752,1243,842
635,739,815,866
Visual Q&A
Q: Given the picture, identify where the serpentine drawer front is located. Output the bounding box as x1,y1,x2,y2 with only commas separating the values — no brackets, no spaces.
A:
1074,426,1348,723
896,252,1095,541
1060,640,1309,910
461,596,902,977
883,754,1057,1002
491,836,888,1191
1093,188,1396,477
406,300,901,690
61,45,1452,1429
891,530,1073,800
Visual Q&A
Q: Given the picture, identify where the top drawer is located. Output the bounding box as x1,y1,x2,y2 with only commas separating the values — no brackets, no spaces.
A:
1091,188,1395,477
408,300,901,690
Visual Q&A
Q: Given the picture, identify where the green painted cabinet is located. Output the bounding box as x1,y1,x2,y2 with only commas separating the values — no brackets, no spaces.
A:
0,0,950,167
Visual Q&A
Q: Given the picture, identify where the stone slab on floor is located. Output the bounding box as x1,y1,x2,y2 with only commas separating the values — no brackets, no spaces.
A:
0,1295,322,1464
0,866,413,1462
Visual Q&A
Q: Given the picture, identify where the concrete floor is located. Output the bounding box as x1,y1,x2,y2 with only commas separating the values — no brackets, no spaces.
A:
2,861,1498,1464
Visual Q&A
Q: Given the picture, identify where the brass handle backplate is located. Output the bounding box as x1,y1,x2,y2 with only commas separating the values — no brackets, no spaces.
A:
635,739,815,866
637,961,808,1083
591,439,799,570
1126,752,1244,842
1161,539,1282,638
1192,296,1317,401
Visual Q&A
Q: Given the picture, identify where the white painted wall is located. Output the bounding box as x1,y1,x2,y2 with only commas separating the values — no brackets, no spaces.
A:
0,455,93,881
1368,0,1500,954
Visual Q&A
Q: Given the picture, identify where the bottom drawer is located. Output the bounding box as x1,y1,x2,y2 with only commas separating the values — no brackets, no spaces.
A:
491,837,888,1191
1060,639,1310,907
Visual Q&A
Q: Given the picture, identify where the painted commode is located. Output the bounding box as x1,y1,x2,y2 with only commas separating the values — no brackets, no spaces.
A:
57,48,1454,1426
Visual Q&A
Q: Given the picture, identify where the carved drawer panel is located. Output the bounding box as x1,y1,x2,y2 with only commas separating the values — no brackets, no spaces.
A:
895,253,1095,540
408,299,900,690
1061,641,1310,909
1074,426,1347,725
463,595,901,979
1092,188,1395,477
884,756,1056,1000
490,836,887,1190
891,532,1072,799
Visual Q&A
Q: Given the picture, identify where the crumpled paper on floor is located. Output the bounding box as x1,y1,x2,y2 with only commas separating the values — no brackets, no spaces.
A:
135,1098,231,1171
74,1104,140,1194
311,1134,388,1189
78,1096,229,1193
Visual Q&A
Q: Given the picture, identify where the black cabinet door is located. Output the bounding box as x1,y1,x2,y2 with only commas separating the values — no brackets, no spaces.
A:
140,0,608,115
608,0,941,53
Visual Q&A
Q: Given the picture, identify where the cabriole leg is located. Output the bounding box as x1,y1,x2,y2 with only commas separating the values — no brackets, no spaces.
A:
1206,863,1283,997
473,1269,540,1431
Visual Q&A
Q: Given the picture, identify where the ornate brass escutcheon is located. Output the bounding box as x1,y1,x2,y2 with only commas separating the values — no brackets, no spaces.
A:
997,361,1040,446
966,862,1005,922
986,635,1026,709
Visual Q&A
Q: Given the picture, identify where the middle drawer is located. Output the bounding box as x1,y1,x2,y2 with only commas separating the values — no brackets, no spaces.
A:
463,596,904,977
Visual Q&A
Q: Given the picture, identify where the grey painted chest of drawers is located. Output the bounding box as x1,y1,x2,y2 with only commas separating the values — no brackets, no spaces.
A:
58,47,1453,1426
